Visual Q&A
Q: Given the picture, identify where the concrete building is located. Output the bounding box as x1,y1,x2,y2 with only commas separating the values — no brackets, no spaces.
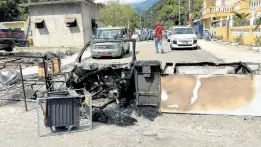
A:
202,0,261,45
23,0,101,47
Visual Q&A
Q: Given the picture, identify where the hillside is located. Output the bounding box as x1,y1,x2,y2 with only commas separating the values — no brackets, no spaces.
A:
128,0,159,14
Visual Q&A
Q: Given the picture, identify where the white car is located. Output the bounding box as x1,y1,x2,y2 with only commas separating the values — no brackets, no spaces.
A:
170,26,198,50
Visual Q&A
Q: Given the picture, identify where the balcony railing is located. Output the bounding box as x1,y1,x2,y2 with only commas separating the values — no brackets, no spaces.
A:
250,1,261,9
210,6,233,13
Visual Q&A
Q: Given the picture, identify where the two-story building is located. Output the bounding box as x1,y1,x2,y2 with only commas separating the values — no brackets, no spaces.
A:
202,0,261,45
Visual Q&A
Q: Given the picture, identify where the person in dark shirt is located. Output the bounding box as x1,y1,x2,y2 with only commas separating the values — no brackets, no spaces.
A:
154,22,164,54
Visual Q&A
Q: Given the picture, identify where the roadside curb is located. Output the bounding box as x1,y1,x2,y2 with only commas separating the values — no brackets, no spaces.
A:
199,45,226,62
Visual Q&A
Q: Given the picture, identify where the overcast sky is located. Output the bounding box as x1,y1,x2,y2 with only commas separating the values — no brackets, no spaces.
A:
95,0,146,4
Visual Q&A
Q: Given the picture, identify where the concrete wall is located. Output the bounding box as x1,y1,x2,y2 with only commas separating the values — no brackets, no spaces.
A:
29,3,84,47
81,2,100,44
213,25,261,45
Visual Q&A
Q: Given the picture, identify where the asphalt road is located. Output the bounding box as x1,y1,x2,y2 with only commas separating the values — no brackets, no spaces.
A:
86,39,222,65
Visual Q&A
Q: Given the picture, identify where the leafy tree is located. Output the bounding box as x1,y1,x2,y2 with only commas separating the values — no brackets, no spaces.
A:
232,11,250,26
0,0,28,22
192,0,203,20
100,1,139,29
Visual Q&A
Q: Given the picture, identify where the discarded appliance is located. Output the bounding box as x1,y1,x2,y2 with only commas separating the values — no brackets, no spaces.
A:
37,89,92,136
134,60,161,106
45,90,81,130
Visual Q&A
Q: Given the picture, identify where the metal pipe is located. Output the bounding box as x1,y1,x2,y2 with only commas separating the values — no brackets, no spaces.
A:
43,58,49,91
19,65,28,111
140,8,142,29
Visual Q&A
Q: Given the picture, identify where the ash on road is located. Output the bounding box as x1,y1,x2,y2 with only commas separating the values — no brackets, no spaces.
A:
1,40,260,147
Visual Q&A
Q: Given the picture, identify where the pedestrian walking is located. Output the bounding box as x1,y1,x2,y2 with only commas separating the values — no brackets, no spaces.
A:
154,22,164,54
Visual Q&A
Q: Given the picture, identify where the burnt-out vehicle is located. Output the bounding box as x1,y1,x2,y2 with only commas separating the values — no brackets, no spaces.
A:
66,40,138,109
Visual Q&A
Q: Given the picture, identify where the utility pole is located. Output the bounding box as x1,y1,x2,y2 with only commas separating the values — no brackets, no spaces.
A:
189,0,191,12
151,7,153,28
179,0,181,25
140,8,142,29
189,0,192,25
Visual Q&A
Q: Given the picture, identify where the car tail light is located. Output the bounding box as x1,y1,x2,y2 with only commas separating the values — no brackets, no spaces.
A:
0,31,7,38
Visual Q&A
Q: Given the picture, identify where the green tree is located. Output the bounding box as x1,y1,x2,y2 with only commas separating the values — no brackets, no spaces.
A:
232,11,250,26
100,1,139,28
192,0,203,20
0,0,28,22
141,0,203,28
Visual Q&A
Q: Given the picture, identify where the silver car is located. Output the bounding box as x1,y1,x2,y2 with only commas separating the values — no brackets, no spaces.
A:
91,27,130,58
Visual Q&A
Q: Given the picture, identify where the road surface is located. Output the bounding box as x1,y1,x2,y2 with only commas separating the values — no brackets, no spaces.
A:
85,40,221,65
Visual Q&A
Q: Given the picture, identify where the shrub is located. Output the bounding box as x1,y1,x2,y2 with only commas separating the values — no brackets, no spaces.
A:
234,34,243,45
254,36,261,47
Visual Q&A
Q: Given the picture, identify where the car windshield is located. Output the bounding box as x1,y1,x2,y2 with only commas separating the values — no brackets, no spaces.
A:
0,24,8,29
95,29,122,39
173,28,194,34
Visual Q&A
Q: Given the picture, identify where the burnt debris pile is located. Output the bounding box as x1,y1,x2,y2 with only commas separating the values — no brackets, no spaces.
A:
66,63,161,126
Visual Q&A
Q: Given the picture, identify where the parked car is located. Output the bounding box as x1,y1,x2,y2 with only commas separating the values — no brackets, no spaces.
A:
203,29,211,41
170,26,198,50
91,27,130,59
151,30,155,40
0,24,27,52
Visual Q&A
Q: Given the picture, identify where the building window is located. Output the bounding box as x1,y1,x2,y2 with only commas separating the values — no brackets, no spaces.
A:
34,19,44,28
64,18,77,27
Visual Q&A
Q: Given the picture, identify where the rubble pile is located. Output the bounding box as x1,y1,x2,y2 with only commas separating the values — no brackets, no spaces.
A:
66,63,161,126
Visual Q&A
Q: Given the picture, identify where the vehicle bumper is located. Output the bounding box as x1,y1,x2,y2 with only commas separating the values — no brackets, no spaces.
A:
91,49,122,58
14,39,28,47
0,38,27,47
171,43,198,48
